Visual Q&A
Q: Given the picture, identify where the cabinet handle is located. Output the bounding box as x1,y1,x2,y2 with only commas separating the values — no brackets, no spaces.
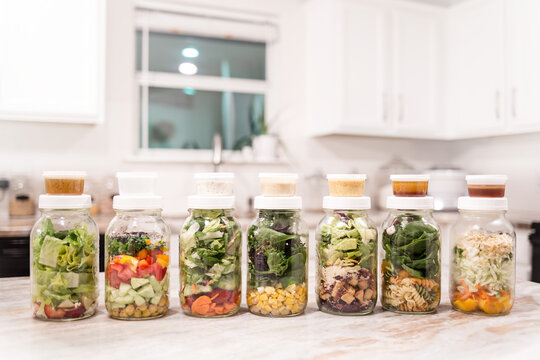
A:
398,94,404,123
512,88,517,119
495,90,501,120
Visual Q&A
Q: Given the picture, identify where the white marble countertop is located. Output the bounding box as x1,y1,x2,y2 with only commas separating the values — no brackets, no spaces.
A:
1,272,540,360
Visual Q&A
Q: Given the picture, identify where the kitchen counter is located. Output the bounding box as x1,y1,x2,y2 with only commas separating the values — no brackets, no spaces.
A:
1,273,539,359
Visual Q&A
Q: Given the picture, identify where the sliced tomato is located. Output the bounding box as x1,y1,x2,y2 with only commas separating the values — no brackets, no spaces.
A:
137,260,153,277
118,266,136,283
44,305,66,319
109,263,123,273
108,269,121,288
151,262,167,281
145,255,153,265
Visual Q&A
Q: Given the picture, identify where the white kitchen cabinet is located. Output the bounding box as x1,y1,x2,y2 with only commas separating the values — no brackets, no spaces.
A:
506,0,540,132
448,0,505,137
391,4,442,135
0,0,105,124
305,0,444,138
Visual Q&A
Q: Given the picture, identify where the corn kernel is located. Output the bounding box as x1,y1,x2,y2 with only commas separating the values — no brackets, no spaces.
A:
264,305,272,312
260,294,268,301
277,295,285,302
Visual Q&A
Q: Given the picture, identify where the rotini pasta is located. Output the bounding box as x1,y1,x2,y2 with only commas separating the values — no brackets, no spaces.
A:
382,274,440,313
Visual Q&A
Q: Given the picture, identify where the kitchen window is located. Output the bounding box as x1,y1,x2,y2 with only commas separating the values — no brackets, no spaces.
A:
134,3,276,158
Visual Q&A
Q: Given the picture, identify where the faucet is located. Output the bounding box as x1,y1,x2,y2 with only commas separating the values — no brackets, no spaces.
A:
212,133,222,172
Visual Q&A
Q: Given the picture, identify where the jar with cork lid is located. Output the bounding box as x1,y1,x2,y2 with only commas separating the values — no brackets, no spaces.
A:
179,173,242,317
381,174,441,314
316,174,378,315
246,173,308,317
31,171,99,321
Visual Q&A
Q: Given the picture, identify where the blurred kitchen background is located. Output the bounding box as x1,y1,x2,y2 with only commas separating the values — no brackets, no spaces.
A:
0,0,539,282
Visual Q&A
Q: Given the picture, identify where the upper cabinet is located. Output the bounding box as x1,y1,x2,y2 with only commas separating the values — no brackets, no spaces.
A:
506,0,540,131
447,0,540,138
305,0,444,139
306,0,540,140
0,0,105,124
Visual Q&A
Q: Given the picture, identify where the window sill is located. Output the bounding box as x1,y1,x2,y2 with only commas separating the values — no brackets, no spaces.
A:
126,149,287,165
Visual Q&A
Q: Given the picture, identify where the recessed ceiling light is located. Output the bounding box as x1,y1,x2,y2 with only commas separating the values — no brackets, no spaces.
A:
182,47,199,58
178,62,198,75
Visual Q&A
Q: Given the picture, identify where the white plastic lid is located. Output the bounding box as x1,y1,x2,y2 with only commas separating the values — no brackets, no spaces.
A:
188,195,235,209
390,174,430,182
116,172,157,196
323,196,371,210
458,196,508,211
114,172,162,209
254,195,302,210
466,175,508,185
259,173,298,182
327,174,367,181
113,195,162,210
386,196,434,210
194,172,234,196
43,171,87,179
194,172,234,181
39,194,91,209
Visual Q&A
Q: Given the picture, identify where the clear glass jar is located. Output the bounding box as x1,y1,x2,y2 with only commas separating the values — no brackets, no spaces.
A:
246,209,308,317
179,208,242,317
450,209,515,316
31,208,98,321
381,209,441,313
105,209,170,320
316,210,377,315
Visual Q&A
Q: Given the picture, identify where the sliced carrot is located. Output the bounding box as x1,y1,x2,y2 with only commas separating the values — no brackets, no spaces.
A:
215,305,225,315
137,249,148,259
210,293,220,301
191,295,212,315
192,284,198,294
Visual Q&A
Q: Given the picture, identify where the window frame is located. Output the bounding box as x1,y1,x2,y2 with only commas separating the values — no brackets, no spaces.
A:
132,2,277,163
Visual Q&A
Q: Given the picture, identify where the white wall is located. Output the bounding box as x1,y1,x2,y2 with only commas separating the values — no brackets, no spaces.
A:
0,0,502,217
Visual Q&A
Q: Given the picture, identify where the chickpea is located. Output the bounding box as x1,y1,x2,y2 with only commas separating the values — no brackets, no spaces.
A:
125,304,135,316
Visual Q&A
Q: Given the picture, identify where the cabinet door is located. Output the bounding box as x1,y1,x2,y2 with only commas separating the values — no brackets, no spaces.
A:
450,0,505,136
392,6,442,134
0,0,105,124
507,0,540,130
340,0,390,133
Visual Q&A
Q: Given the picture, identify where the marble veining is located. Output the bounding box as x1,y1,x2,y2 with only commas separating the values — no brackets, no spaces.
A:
1,273,539,360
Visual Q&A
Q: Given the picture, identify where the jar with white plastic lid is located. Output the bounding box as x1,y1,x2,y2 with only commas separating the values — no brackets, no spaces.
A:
31,173,98,321
180,172,242,317
316,190,378,316
247,177,308,317
381,187,441,314
105,172,170,320
450,196,515,316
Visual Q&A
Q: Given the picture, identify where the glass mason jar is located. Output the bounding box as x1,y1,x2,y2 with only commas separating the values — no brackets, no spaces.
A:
179,208,242,317
381,207,441,314
105,209,170,320
247,208,308,317
450,198,515,316
316,209,377,315
31,199,99,321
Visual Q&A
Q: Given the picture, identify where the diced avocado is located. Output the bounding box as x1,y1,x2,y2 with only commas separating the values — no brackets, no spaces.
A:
133,294,146,306
119,283,131,296
150,295,161,305
137,284,155,299
148,276,162,293
109,288,120,301
131,277,150,290
335,238,357,251
114,295,134,305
